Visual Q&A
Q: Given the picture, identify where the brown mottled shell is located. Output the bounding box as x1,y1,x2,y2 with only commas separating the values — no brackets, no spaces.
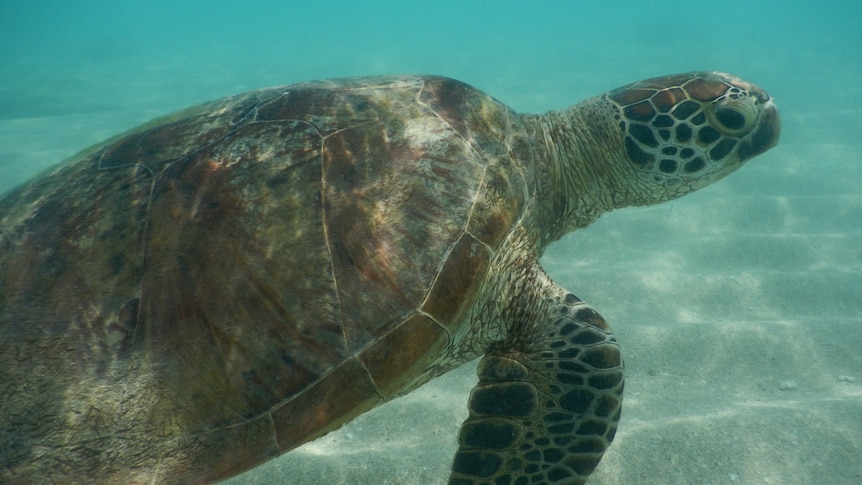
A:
0,76,528,482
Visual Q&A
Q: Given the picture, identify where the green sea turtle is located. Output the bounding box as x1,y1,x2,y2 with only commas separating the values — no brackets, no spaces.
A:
0,72,779,484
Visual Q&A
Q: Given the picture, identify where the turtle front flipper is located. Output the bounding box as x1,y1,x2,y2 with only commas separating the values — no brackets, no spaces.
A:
449,292,624,485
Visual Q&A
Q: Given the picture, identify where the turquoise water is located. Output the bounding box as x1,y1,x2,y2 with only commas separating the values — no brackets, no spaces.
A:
1,1,860,484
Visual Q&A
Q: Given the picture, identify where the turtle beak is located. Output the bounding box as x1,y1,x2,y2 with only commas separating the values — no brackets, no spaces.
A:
720,73,781,160
746,95,780,158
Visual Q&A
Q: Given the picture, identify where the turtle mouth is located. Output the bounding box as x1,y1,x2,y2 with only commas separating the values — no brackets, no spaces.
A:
736,97,780,160
717,72,781,159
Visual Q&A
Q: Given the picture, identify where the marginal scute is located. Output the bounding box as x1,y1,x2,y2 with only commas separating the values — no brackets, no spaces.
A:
421,233,491,331
358,313,449,399
271,357,381,453
467,164,525,249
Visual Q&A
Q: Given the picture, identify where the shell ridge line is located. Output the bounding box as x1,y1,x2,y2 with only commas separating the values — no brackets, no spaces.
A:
462,166,492,249
505,113,540,244
96,146,157,179
487,109,532,244
416,82,516,245
314,108,419,360
417,94,488,166
93,136,174,380
318,110,405,141
413,80,485,317
95,89,292,178
116,149,157,435
252,91,289,120
414,78,426,104
317,131,349,360
228,90,289,126
92,140,159,416
340,78,422,92
504,110,534,210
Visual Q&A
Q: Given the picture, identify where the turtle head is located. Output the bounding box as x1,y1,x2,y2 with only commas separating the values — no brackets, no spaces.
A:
605,71,780,205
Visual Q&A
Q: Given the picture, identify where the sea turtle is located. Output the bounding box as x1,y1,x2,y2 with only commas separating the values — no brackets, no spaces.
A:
0,72,779,484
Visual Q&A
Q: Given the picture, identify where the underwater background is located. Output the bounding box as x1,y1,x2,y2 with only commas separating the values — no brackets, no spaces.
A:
1,1,859,484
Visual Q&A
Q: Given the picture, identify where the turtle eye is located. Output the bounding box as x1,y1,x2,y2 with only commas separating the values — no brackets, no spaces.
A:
706,97,758,136
714,106,746,131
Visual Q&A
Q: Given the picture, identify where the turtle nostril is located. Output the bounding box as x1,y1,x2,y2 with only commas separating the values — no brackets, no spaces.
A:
753,90,771,104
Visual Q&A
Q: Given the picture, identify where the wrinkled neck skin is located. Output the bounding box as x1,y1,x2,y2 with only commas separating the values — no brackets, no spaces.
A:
521,97,630,251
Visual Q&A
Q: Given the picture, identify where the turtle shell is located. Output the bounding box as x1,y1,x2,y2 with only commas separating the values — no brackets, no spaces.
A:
0,76,529,482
